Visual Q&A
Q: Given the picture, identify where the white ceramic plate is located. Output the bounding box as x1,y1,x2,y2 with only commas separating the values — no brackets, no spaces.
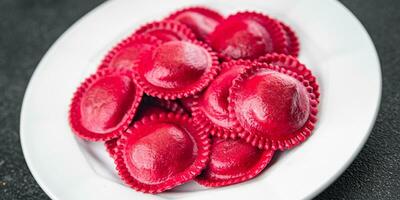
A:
20,0,381,199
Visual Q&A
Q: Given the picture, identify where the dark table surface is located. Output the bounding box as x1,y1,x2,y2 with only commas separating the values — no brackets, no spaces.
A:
0,0,399,199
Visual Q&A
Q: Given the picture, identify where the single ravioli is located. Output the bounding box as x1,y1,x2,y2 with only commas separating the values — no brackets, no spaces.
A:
69,68,143,141
134,40,219,99
228,62,318,150
209,12,287,60
115,113,210,193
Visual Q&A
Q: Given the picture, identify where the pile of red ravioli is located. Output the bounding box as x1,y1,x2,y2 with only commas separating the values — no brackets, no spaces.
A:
69,7,319,194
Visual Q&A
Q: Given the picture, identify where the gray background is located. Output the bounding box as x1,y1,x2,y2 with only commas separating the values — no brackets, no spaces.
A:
0,0,399,199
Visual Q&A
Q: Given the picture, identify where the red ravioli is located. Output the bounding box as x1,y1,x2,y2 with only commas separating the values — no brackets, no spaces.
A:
258,53,319,100
196,137,274,187
69,69,143,141
134,40,219,100
166,7,224,41
228,62,318,150
209,12,286,60
193,60,252,138
99,35,162,70
278,21,300,57
134,20,196,42
115,113,210,193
